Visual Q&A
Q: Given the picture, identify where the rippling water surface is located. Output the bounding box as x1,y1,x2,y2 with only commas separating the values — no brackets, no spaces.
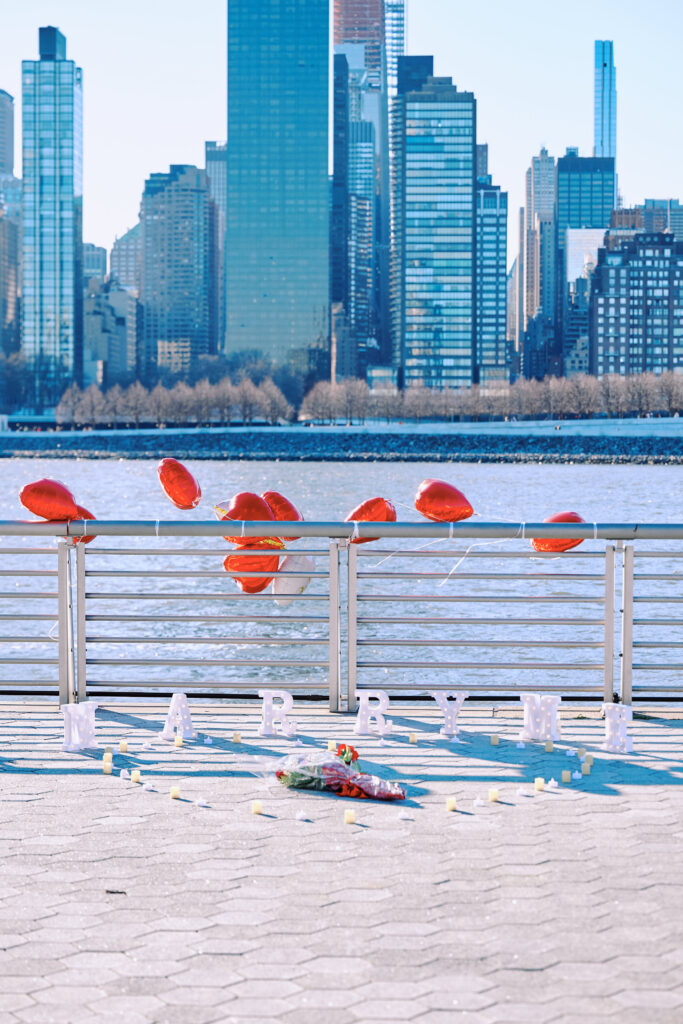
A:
1,457,682,701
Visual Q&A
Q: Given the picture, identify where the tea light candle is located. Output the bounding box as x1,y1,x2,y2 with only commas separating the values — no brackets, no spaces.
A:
585,753,594,766
577,747,586,759
131,769,141,784
581,762,591,776
561,769,572,783
545,740,554,753
327,740,337,752
102,751,112,763
233,731,242,744
488,788,499,803
251,800,262,815
170,786,180,800
118,740,128,754
490,735,500,746
446,797,457,812
103,762,112,775
174,735,183,747
534,777,545,792
344,809,355,825
408,733,417,744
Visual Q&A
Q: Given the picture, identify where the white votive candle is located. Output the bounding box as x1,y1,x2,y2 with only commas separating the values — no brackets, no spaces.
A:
534,777,545,792
408,733,417,744
545,740,554,753
118,740,128,754
103,762,112,775
327,740,337,752
174,735,183,748
446,797,457,812
490,735,499,746
561,770,572,784
251,800,262,815
581,762,591,776
488,788,499,803
170,786,180,800
131,770,141,784
233,731,242,744
344,809,355,825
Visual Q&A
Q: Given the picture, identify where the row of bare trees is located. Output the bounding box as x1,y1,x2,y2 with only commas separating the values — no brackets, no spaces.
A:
55,369,683,429
55,377,293,428
301,372,683,423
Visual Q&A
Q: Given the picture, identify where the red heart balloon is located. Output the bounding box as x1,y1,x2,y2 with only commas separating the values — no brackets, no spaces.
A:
157,458,201,510
223,538,284,594
69,505,96,545
345,496,397,544
531,511,585,553
261,490,304,540
20,479,79,521
415,479,473,523
214,492,275,544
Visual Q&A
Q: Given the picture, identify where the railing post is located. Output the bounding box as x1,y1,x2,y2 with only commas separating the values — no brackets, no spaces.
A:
621,544,634,705
347,541,357,712
75,542,87,702
603,544,616,702
57,540,76,705
328,540,341,711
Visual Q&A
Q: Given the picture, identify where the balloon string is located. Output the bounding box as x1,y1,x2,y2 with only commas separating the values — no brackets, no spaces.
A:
350,521,360,542
154,520,160,538
438,538,511,588
593,522,598,541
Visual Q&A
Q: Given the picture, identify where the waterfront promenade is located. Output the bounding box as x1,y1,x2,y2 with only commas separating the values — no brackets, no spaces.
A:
1,702,682,1023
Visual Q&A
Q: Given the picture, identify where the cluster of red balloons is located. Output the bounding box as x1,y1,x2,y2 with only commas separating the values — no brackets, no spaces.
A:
214,491,303,593
19,479,96,544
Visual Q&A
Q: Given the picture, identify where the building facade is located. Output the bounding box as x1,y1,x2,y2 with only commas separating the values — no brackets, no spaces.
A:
594,41,616,162
140,164,217,376
590,233,683,376
225,0,329,374
205,141,227,351
83,243,107,289
392,72,477,389
0,89,14,177
523,147,556,330
110,223,142,292
476,174,508,383
21,26,83,407
83,280,139,386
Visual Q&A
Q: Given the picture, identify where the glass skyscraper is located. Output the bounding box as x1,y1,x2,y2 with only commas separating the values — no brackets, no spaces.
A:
205,141,227,351
225,0,329,372
594,41,616,161
476,173,508,383
392,68,476,388
22,26,83,407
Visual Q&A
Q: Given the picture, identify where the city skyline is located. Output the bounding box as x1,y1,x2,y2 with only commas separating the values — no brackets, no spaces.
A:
0,1,680,263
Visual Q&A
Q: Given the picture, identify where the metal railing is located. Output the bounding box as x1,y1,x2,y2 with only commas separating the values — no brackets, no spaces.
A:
1,519,683,708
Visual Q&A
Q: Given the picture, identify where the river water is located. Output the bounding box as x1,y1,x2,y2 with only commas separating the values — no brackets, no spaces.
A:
2,457,682,701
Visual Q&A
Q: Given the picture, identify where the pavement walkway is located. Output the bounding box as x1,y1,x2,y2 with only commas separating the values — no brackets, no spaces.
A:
1,702,682,1024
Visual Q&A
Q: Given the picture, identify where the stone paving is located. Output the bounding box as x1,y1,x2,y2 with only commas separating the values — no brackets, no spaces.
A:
1,701,683,1024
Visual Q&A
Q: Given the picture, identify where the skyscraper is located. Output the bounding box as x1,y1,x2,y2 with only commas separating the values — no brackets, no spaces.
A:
476,173,508,383
140,165,218,376
384,0,406,100
347,119,377,375
334,0,385,87
110,223,142,292
82,243,107,290
523,148,556,330
205,141,227,351
393,70,476,389
0,90,14,176
21,27,83,407
226,0,329,373
594,41,616,161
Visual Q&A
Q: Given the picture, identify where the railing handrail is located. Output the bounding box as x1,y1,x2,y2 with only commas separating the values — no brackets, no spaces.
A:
2,520,683,540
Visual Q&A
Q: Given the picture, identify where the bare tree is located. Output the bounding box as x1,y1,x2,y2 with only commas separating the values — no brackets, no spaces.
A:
122,382,149,428
147,383,171,426
257,378,293,424
103,384,126,428
55,383,82,426
368,387,400,422
235,376,262,424
656,371,683,417
214,378,236,424
402,384,433,421
600,375,629,418
340,378,370,424
166,382,196,425
566,374,601,419
74,384,107,427
626,372,658,416
300,381,340,423
194,379,216,426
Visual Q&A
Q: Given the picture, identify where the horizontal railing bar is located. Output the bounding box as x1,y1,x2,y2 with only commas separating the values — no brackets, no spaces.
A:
634,552,683,558
357,571,604,581
0,570,58,577
358,616,605,626
358,595,605,603
0,614,58,621
85,570,329,578
633,619,683,625
85,680,326,689
0,548,58,555
1,519,682,540
85,547,328,557
357,682,603,692
0,658,59,664
634,597,683,603
85,635,327,645
86,658,329,667
356,549,606,559
634,575,683,581
357,660,602,669
0,592,58,599
85,614,329,623
632,663,683,669
356,639,604,648
85,592,328,601
0,637,60,644
633,641,683,648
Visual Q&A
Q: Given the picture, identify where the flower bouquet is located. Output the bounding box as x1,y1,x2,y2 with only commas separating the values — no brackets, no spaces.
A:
275,743,405,801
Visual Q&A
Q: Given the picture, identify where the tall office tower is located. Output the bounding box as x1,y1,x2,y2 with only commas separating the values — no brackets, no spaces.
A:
110,223,142,292
331,54,350,312
140,165,218,376
523,147,555,330
347,119,377,376
594,41,616,160
22,27,83,408
0,90,14,176
83,280,139,386
205,142,227,351
0,201,19,354
82,243,107,290
476,144,489,179
476,175,508,383
590,232,683,376
384,0,405,97
334,0,385,87
392,71,476,389
226,0,329,374
556,147,615,364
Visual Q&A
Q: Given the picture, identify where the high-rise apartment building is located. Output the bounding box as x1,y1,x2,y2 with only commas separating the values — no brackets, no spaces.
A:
384,0,405,99
590,233,683,376
83,280,139,386
0,90,14,177
140,165,217,375
205,141,227,351
392,70,477,388
110,223,142,292
331,53,350,316
523,147,556,329
334,0,385,88
22,27,83,407
0,202,19,354
476,175,508,383
83,243,107,289
347,119,377,375
594,41,616,161
226,0,329,373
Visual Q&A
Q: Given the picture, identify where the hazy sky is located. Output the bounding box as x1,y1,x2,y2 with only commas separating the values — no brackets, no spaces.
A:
1,1,681,263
